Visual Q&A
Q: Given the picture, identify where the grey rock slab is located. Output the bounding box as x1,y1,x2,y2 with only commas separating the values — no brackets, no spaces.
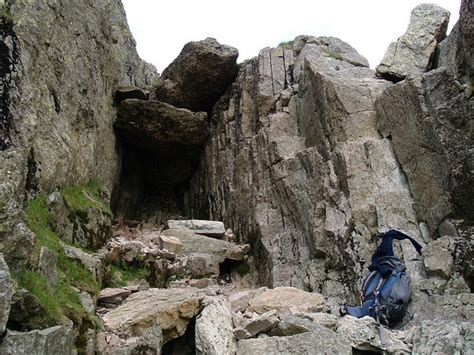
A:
101,287,203,344
62,244,104,282
236,324,352,355
376,3,450,80
0,254,12,334
0,324,74,355
167,219,226,238
228,287,268,313
412,319,474,354
195,296,237,355
161,228,250,262
98,288,132,305
337,316,412,354
37,246,57,287
115,86,147,104
115,99,208,154
155,37,238,112
158,234,183,255
233,310,279,339
247,287,325,314
423,235,454,279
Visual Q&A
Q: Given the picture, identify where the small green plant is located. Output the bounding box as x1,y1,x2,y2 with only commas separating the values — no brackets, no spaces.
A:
278,40,293,49
61,181,111,217
236,263,251,277
109,262,149,288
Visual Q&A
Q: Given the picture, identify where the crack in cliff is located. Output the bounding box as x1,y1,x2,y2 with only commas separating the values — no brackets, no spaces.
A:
0,6,20,150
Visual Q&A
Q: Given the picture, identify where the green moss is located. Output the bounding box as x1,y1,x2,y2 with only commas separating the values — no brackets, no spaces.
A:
61,181,111,217
278,40,293,49
236,263,251,277
22,196,100,330
109,263,149,288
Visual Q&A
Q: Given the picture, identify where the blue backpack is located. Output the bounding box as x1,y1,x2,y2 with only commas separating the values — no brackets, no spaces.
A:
343,230,423,327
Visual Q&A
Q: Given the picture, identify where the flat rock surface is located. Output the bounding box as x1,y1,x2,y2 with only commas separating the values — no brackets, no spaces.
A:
236,324,352,355
248,287,325,314
167,219,226,238
101,287,203,343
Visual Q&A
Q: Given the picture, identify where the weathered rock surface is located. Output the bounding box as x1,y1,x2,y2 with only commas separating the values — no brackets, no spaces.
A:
233,310,279,339
155,37,239,112
0,253,11,334
0,324,74,355
376,68,473,233
115,99,208,153
7,288,43,331
100,288,203,344
1,0,157,192
167,219,226,238
158,235,183,256
47,191,112,250
229,288,268,313
248,287,325,314
337,316,411,354
376,4,450,81
195,296,237,354
98,288,132,307
236,324,352,355
436,0,474,93
115,86,147,104
423,235,454,279
162,228,249,262
185,34,423,297
37,246,58,287
412,319,474,354
63,244,104,283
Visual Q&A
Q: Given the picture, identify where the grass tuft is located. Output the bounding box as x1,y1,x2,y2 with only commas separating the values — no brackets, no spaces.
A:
61,181,111,217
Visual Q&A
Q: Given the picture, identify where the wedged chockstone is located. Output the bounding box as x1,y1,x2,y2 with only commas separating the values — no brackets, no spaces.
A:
115,99,208,154
376,3,450,81
115,86,147,104
155,37,239,112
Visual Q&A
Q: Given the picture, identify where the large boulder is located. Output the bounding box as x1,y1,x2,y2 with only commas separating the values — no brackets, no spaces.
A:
195,296,237,354
115,99,208,154
376,4,450,81
100,288,203,345
247,287,325,314
0,254,12,334
154,37,239,112
0,324,74,355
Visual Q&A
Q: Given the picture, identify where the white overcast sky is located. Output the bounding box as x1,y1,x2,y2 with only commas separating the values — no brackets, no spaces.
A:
122,0,460,73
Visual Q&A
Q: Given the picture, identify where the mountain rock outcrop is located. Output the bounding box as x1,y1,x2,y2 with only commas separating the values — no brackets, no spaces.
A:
376,3,450,81
0,0,472,354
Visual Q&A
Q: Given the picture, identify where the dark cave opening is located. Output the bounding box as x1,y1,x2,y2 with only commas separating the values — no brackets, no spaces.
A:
162,317,196,355
113,139,202,223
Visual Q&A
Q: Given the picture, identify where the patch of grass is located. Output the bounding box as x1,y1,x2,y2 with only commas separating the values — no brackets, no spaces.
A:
61,181,111,217
21,196,100,329
278,40,293,49
109,262,149,288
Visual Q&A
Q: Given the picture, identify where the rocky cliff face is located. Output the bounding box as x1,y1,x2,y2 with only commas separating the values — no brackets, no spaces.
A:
0,0,472,354
0,0,157,268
